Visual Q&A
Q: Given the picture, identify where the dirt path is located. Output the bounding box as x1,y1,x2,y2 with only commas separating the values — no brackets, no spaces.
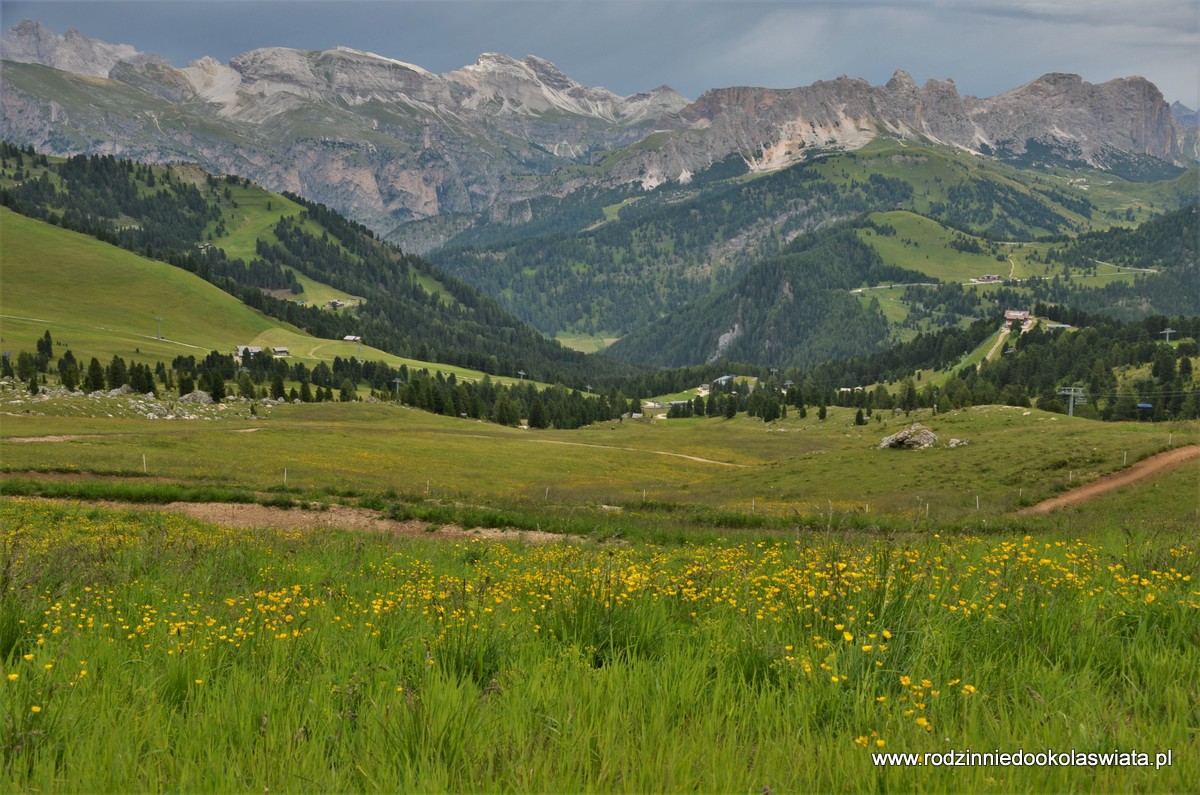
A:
980,328,1009,369
528,438,748,467
458,434,748,467
1018,445,1200,516
5,434,107,443
22,496,568,544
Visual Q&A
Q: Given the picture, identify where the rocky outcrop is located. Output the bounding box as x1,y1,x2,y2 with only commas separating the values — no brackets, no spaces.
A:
1171,102,1200,161
974,73,1180,162
878,423,938,450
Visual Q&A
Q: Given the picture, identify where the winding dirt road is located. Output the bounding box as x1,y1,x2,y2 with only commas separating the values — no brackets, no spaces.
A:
1018,445,1200,516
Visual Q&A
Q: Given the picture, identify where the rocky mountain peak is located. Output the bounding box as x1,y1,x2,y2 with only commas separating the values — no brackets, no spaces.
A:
885,70,917,93
521,55,574,91
2,20,1189,237
1,18,160,78
1171,101,1197,127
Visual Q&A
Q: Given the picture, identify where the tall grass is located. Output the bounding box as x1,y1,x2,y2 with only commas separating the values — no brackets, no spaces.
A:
0,478,293,508
0,498,1195,791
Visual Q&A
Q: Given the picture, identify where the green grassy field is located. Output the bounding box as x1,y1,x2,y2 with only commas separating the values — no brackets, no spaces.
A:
1,207,280,364
554,333,620,353
1,498,1195,791
4,134,1198,792
857,211,1018,282
3,386,1196,529
4,337,1198,795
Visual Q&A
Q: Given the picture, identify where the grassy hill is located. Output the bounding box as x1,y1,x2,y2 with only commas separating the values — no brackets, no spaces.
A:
1,208,278,363
0,144,640,386
0,208,538,388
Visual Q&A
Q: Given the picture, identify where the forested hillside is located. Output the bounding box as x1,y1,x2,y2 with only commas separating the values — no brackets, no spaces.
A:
606,221,928,369
0,143,637,386
884,205,1199,326
427,140,1184,339
432,162,916,335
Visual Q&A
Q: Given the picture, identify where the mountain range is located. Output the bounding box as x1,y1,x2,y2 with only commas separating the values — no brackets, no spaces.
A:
2,20,1194,248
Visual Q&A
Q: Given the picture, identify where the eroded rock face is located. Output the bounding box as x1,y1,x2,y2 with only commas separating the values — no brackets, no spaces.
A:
878,423,938,450
1,21,1188,241
0,20,165,78
1,22,690,236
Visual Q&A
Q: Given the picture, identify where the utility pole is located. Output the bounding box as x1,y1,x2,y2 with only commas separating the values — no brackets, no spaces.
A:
156,316,163,340
1161,327,1177,343
1059,386,1086,417
517,370,526,381
392,377,403,403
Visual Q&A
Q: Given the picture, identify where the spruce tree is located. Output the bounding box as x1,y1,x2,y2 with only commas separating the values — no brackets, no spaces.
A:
209,374,226,402
84,358,106,392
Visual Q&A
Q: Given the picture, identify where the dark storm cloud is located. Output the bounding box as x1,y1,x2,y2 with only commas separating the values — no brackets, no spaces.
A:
3,1,1196,104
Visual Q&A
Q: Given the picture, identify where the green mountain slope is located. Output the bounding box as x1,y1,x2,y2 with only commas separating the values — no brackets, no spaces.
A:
605,222,927,369
0,207,516,384
429,139,1195,340
2,207,278,361
605,205,1200,371
0,144,636,386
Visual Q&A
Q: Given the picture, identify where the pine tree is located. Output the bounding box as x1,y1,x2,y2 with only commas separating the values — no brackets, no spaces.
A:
528,398,549,429
107,355,129,389
84,357,106,392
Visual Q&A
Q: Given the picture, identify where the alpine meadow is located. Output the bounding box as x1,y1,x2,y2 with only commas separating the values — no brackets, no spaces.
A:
1,8,1199,794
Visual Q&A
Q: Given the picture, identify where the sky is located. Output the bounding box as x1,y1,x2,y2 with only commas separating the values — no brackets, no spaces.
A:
3,0,1198,106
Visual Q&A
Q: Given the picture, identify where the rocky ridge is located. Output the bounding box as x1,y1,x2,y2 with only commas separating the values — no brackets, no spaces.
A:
2,21,1192,242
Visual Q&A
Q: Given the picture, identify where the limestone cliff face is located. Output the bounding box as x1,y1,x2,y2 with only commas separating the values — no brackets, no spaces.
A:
973,73,1180,161
1,22,690,234
1173,102,1200,161
613,71,1186,186
0,20,165,77
1,21,1190,242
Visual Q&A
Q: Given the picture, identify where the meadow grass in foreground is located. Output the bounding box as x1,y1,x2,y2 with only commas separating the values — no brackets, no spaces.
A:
1,498,1196,792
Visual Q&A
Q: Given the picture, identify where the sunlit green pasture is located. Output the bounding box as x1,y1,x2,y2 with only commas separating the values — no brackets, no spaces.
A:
554,333,619,353
859,211,1012,282
2,392,1195,526
0,210,540,389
